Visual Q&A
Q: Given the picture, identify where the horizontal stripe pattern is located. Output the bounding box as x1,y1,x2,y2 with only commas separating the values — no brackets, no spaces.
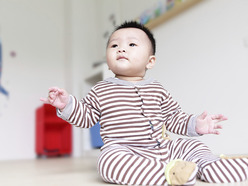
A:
67,79,192,149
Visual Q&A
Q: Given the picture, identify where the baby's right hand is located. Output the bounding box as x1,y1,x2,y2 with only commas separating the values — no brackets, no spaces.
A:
40,87,69,111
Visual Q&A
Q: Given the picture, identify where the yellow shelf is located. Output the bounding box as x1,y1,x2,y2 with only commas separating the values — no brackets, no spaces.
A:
145,0,203,29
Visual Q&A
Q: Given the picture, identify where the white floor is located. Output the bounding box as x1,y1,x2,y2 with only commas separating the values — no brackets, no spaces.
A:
0,155,248,186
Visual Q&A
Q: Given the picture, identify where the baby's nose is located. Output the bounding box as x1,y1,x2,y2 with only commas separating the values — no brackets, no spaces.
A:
118,48,126,53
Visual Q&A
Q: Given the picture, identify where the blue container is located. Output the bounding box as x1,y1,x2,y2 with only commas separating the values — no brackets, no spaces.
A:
90,122,104,148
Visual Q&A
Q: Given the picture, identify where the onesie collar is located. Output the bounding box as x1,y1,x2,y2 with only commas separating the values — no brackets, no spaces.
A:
105,77,155,86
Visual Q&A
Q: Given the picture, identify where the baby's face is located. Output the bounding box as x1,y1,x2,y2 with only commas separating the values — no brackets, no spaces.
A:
106,28,154,80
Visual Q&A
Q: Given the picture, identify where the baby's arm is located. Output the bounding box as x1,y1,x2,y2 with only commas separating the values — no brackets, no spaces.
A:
41,86,101,128
40,87,69,111
195,111,227,135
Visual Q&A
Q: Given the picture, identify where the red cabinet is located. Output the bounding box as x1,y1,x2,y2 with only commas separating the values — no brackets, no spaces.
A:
36,104,72,157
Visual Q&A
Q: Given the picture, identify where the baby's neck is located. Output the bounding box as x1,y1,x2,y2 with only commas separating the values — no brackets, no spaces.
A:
115,75,144,83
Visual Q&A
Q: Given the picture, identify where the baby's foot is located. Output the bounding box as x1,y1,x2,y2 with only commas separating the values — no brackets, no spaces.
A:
165,159,197,185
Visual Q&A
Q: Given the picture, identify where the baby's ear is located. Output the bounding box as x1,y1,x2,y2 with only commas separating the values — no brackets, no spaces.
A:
146,55,156,69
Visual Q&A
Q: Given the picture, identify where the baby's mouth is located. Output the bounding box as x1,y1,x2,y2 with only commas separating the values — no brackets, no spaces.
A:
117,56,128,61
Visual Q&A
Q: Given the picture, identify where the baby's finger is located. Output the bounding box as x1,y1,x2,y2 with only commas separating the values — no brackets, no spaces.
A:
48,90,57,96
214,124,223,129
48,87,59,94
40,97,49,103
213,130,221,135
211,114,222,119
56,88,67,96
211,114,228,122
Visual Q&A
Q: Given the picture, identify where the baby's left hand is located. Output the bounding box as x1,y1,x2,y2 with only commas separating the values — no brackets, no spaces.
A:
195,111,228,135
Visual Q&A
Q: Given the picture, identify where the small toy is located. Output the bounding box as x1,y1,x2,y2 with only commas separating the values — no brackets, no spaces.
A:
165,159,197,185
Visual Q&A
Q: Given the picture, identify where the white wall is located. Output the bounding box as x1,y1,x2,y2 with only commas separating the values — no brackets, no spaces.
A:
0,0,67,160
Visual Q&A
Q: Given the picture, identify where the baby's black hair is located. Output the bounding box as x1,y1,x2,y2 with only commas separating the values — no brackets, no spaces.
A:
111,21,156,55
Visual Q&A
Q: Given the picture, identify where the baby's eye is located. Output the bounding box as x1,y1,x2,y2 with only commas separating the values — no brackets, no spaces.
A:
129,43,137,47
111,44,118,48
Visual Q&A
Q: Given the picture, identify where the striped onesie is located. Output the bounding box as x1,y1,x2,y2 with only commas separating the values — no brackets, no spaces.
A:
58,77,248,185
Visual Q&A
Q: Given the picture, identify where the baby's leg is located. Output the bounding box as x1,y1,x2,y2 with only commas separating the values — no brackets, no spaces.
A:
97,145,166,185
97,145,196,186
167,138,220,168
167,138,248,183
200,158,248,183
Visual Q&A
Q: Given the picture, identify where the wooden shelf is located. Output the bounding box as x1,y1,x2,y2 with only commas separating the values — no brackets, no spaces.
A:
145,0,203,30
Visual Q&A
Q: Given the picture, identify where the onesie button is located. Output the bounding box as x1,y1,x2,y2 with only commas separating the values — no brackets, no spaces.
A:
134,87,139,92
149,121,154,130
156,140,161,147
149,134,152,139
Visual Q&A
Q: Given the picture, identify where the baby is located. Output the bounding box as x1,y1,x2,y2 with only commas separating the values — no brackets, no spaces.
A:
41,21,248,185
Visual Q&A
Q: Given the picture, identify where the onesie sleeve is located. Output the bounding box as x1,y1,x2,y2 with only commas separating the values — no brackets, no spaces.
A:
187,115,202,137
57,95,74,120
57,87,101,128
161,90,199,136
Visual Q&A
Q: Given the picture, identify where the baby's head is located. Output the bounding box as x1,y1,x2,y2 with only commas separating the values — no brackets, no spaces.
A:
106,21,156,81
108,21,156,55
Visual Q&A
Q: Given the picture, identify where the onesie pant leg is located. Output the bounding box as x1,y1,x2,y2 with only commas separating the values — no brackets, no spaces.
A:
200,158,248,183
97,145,196,186
97,145,167,185
167,138,248,183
